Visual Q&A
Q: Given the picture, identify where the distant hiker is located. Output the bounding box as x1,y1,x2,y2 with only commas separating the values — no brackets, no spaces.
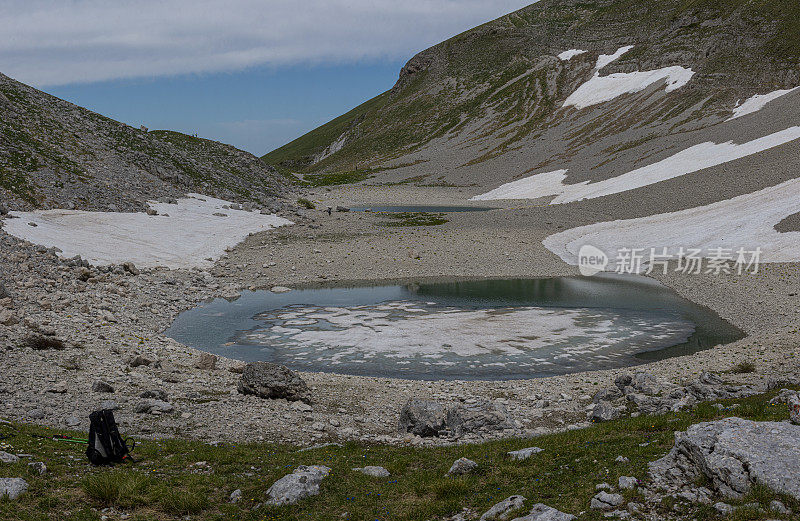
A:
326,207,332,216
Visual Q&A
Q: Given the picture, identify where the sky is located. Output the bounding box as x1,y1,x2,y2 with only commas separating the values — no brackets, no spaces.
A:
0,0,532,155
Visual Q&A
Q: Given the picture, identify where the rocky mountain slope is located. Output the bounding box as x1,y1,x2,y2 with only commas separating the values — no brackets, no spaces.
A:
0,72,288,211
263,0,800,189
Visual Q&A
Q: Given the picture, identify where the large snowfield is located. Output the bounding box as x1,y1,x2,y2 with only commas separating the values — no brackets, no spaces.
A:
542,178,800,269
3,194,292,268
561,45,694,110
472,126,800,202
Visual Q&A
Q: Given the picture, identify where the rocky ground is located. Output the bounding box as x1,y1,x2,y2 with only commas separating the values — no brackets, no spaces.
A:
1,184,798,451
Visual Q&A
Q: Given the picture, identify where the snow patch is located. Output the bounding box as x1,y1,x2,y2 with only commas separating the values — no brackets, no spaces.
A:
3,194,292,269
471,126,800,202
595,46,633,70
542,178,800,269
728,87,800,121
564,66,694,110
558,49,587,61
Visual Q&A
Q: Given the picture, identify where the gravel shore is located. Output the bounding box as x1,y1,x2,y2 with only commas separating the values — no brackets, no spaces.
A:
1,185,798,447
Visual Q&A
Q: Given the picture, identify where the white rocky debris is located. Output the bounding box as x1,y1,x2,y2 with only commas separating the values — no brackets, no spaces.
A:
4,194,292,268
0,478,28,500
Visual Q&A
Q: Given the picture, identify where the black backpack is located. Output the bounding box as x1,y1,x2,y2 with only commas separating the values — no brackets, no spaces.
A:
86,409,135,465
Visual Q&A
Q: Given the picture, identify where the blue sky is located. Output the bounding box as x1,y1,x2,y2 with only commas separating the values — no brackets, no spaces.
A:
1,1,533,155
47,62,405,155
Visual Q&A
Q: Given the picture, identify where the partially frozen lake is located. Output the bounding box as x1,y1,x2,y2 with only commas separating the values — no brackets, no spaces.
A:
166,276,743,380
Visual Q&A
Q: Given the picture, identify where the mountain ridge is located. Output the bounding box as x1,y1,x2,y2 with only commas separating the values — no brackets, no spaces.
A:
0,72,288,212
263,0,800,181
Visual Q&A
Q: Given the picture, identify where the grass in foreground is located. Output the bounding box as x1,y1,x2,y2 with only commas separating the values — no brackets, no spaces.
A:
0,388,797,521
380,212,449,227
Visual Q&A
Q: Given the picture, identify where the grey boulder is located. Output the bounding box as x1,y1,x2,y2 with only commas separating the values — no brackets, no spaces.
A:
238,362,311,404
134,399,174,414
265,465,330,506
788,393,800,425
0,478,28,500
447,400,512,437
590,491,624,510
511,503,575,521
353,466,390,478
480,495,526,521
92,380,115,393
398,399,447,437
649,417,800,500
448,457,478,475
587,402,620,422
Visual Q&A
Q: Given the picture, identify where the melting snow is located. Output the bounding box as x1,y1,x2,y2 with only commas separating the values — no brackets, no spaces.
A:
542,177,800,269
3,194,292,268
728,87,800,121
240,300,692,377
471,126,800,202
595,46,633,70
564,66,694,110
557,49,587,61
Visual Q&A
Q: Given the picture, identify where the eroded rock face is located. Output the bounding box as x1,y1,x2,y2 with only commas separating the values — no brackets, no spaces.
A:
265,465,330,506
398,399,447,437
649,417,800,500
237,362,311,404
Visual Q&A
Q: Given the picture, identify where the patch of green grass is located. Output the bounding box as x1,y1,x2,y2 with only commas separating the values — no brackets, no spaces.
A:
303,170,372,187
0,387,797,520
81,470,152,508
380,212,449,227
730,361,757,374
297,197,316,209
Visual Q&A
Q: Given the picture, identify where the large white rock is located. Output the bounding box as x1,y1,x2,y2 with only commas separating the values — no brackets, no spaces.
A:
649,417,800,500
480,495,526,521
511,503,576,521
265,465,331,506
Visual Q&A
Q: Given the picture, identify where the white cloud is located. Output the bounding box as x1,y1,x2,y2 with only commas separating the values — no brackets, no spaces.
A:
0,0,533,86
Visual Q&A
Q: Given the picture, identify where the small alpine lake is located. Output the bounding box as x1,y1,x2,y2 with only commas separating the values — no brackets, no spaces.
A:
165,276,744,381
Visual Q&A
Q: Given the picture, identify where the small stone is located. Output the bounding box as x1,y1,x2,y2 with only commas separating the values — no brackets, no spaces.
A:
0,478,28,500
28,462,47,475
479,495,526,521
519,504,576,521
788,393,800,425
100,400,119,411
448,457,478,475
353,466,390,478
591,492,624,510
129,355,152,368
140,389,168,401
769,499,791,515
615,456,629,463
122,262,140,275
270,286,292,293
618,476,637,490
92,380,115,393
0,451,20,464
28,409,45,420
135,400,174,414
507,447,543,461
230,489,242,503
65,416,81,427
195,352,217,370
713,502,734,515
